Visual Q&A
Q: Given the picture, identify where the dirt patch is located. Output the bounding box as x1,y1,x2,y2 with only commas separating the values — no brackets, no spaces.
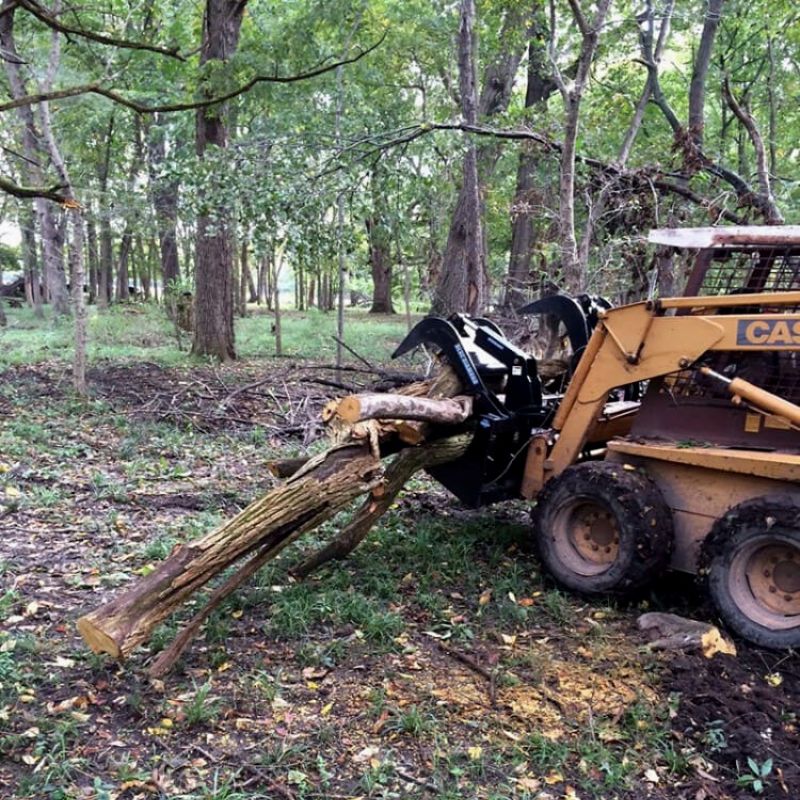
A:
665,647,799,799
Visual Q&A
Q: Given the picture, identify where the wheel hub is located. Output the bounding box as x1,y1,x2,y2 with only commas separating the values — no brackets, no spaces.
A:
570,503,620,567
735,542,800,624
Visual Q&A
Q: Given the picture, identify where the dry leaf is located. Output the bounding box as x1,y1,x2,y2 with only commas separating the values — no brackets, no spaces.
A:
700,627,736,658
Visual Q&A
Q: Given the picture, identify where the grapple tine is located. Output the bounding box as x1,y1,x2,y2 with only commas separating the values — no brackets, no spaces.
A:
517,295,591,353
391,316,484,393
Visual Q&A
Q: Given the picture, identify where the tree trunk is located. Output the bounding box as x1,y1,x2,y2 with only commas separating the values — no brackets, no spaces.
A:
577,0,675,274
20,205,43,317
432,0,484,316
0,6,69,316
238,237,249,316
366,164,395,314
722,77,783,225
433,1,528,315
86,212,99,304
96,115,115,309
506,14,557,307
688,0,724,147
551,0,612,292
272,241,283,356
147,113,181,292
191,0,247,361
116,232,132,301
35,10,87,394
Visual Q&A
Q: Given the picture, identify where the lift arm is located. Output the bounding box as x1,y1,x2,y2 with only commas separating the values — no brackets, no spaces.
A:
520,297,800,498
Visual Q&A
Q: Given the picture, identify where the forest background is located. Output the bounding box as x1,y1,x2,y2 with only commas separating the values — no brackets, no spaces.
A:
1,0,798,377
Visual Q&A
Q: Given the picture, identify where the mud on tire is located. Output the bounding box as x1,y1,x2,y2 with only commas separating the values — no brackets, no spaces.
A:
701,496,800,650
533,461,674,594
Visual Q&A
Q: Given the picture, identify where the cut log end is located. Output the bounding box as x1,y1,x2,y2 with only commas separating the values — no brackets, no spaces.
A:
337,395,362,423
76,616,121,659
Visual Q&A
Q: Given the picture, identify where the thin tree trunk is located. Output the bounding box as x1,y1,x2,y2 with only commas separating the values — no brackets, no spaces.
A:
549,0,612,291
86,212,99,304
20,206,43,317
96,115,115,309
506,12,557,307
577,0,675,272
35,9,87,393
433,0,484,316
688,0,724,147
273,240,284,355
0,8,69,316
191,0,247,361
147,113,181,293
238,237,249,316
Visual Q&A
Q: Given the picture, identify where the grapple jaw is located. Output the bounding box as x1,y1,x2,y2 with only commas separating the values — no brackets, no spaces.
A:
391,298,612,508
392,313,542,414
392,314,548,507
517,292,611,356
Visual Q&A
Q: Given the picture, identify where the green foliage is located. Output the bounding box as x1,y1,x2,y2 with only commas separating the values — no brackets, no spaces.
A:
737,757,773,794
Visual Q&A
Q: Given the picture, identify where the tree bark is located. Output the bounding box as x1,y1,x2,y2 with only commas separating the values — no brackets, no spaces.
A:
191,0,247,361
433,1,528,315
77,443,383,660
147,113,181,292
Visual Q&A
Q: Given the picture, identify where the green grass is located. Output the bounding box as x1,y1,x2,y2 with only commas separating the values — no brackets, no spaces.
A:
0,303,413,368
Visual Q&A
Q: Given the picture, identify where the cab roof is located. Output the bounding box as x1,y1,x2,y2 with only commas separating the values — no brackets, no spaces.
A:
648,226,800,248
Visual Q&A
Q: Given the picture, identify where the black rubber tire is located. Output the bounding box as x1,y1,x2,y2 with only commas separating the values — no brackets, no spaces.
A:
533,461,674,594
702,496,800,650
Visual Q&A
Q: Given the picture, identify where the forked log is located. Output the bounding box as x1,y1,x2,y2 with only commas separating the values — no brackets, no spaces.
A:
291,433,472,579
77,443,383,660
150,433,472,677
77,366,470,672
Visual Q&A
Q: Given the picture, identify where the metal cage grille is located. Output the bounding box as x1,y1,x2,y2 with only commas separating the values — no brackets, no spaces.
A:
696,248,800,296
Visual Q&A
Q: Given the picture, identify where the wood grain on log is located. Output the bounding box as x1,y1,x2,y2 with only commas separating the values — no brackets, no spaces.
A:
291,433,472,579
77,443,382,660
333,393,473,425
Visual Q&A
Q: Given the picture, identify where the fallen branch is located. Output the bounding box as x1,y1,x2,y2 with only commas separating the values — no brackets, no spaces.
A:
77,443,382,660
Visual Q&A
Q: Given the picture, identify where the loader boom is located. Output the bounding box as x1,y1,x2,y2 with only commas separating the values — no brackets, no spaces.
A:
523,291,800,495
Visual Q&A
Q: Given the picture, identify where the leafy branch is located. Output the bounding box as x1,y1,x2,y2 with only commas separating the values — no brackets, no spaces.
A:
0,33,387,115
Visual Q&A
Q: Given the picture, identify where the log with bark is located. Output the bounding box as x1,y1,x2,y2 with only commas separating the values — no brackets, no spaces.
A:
77,368,473,675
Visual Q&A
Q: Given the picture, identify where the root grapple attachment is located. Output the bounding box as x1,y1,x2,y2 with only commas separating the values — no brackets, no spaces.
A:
392,299,606,507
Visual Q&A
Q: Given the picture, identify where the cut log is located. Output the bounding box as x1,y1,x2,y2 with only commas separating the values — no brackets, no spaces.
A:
291,433,472,579
77,443,383,660
332,393,473,425
266,456,310,479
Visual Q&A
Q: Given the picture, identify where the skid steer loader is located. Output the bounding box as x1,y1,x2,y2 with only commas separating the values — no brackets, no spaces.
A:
394,226,800,650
